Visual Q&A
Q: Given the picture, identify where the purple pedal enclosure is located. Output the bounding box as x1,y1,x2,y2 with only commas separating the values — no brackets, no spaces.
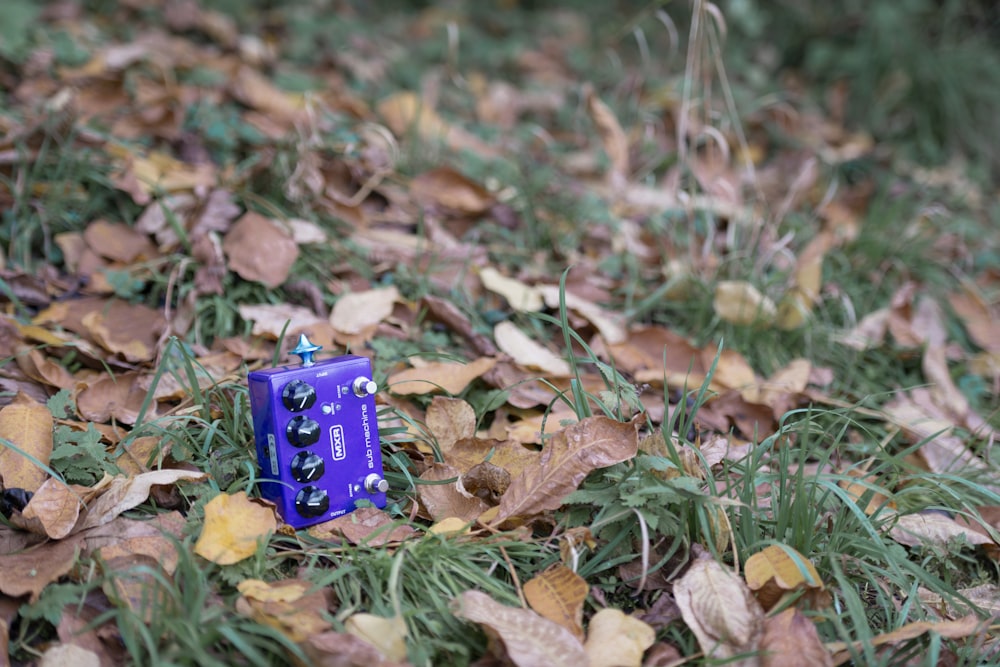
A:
248,334,388,529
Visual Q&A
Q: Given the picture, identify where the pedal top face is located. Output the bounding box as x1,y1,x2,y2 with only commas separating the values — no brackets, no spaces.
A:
248,339,387,529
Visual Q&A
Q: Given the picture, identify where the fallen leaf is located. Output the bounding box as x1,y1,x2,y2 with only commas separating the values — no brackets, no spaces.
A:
450,590,588,667
377,91,498,158
674,556,764,665
744,544,827,611
75,371,151,425
303,630,411,667
0,535,83,602
523,565,588,639
80,470,206,531
387,357,497,395
583,608,655,667
40,643,101,667
714,281,777,326
425,397,477,454
81,301,166,363
538,286,627,344
0,392,54,493
345,613,409,663
222,212,299,288
584,84,629,187
238,303,325,339
412,167,495,215
494,321,571,377
888,512,994,548
759,607,832,667
308,506,417,546
21,477,105,539
828,615,984,666
480,267,543,313
417,464,489,523
194,491,277,565
82,220,156,263
491,415,641,525
15,348,76,390
330,286,400,336
236,578,334,643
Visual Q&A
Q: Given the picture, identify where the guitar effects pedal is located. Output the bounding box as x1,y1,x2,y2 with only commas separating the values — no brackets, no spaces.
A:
248,334,388,529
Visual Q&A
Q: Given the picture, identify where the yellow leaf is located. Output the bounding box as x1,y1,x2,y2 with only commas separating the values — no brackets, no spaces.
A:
714,281,777,325
523,565,588,639
0,392,54,493
584,608,655,667
194,492,276,565
344,612,408,662
744,545,826,611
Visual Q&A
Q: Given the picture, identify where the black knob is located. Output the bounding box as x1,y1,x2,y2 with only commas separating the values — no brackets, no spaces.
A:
286,416,320,447
290,451,325,483
281,380,316,412
294,486,329,518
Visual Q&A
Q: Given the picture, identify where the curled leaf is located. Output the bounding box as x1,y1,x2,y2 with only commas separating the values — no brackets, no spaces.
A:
450,590,587,667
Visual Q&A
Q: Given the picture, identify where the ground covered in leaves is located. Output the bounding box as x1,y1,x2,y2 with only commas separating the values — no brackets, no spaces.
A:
0,1,999,666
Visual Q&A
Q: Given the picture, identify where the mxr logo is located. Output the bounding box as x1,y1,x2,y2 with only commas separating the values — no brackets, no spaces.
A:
329,425,346,460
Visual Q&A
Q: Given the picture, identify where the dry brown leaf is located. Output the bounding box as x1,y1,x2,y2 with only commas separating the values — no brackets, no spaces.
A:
81,300,166,363
222,212,299,288
523,565,588,639
82,220,156,263
194,491,277,565
303,630,412,667
742,359,811,417
888,512,994,548
377,91,498,158
412,167,495,215
229,66,305,121
714,281,777,326
759,608,832,667
14,348,76,390
236,578,334,643
387,357,497,395
491,415,641,525
480,267,543,312
584,608,656,667
308,506,418,546
674,556,764,666
445,437,540,479
80,470,206,531
238,303,325,339
0,392,53,493
75,371,152,425
494,321,571,377
21,477,105,539
835,308,890,350
828,615,983,666
330,286,400,336
607,326,705,387
417,464,490,523
744,545,827,612
425,397,477,454
537,286,627,344
450,590,587,667
0,535,83,602
948,289,1000,353
345,613,409,663
584,84,629,187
